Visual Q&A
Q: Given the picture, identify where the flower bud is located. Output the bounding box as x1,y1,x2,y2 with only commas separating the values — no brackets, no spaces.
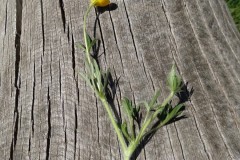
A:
167,66,182,93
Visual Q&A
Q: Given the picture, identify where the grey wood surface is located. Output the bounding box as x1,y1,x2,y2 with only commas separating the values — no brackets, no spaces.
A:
1,0,240,159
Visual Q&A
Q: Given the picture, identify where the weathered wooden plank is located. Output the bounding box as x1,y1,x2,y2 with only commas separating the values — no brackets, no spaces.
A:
0,0,240,159
0,0,20,159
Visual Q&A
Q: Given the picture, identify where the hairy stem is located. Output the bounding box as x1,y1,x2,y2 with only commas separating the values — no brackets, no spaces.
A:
83,4,94,64
100,97,128,152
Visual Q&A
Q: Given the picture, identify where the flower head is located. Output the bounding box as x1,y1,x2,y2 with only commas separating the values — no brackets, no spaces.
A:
91,0,110,7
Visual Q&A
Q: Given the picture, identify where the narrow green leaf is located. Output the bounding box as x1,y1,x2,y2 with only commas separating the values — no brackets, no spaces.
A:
90,39,97,49
86,34,98,51
103,69,110,91
143,101,150,111
163,104,184,124
155,104,165,114
122,97,133,118
132,106,140,120
121,122,132,142
86,34,92,48
92,60,102,91
79,72,94,90
77,43,86,51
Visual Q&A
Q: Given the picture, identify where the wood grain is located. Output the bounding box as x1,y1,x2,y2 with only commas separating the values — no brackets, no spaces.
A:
0,0,240,159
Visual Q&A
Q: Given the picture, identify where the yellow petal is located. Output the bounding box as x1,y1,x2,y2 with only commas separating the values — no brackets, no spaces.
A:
91,0,110,7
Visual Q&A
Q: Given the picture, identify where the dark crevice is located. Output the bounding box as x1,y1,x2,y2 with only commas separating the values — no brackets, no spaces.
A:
10,0,22,158
67,25,70,42
71,34,76,77
4,1,8,35
59,0,66,32
40,0,45,55
31,58,36,134
46,87,51,160
77,84,80,105
15,0,22,87
122,0,139,62
10,110,19,160
41,56,43,85
59,61,62,97
74,105,78,160
64,127,67,160
28,137,31,152
62,100,65,126
50,50,53,84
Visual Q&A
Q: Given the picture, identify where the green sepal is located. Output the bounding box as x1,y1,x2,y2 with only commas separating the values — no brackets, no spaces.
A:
167,65,182,93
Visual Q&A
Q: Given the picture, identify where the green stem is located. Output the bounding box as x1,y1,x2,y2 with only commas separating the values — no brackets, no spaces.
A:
100,97,128,152
143,110,150,124
83,4,94,64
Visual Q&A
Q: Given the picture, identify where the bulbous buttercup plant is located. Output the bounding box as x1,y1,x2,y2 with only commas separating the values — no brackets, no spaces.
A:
80,1,185,160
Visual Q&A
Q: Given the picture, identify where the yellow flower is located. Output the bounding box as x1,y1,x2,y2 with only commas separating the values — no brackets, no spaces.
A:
91,0,110,7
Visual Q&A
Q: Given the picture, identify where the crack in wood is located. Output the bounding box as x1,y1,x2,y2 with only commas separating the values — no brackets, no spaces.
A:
59,61,62,97
31,57,36,135
40,0,45,55
4,1,8,35
59,0,66,32
10,0,23,158
74,105,78,160
71,34,76,78
46,86,52,160
64,127,67,160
